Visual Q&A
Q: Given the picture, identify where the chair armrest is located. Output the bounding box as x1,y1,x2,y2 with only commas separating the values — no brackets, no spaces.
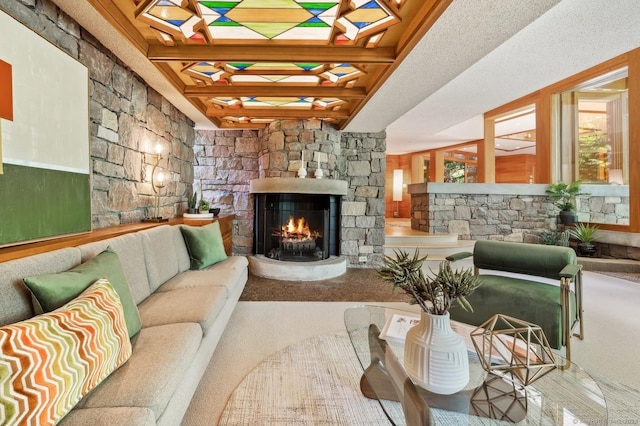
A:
445,252,473,262
560,264,581,280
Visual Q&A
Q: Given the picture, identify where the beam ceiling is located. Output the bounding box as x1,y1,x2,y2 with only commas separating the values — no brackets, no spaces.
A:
86,0,451,130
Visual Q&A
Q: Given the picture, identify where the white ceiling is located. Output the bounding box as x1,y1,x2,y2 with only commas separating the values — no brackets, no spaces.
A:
351,0,640,154
54,0,640,156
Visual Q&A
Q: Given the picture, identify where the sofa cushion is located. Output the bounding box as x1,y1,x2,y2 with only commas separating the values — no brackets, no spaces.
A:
78,233,152,305
180,222,227,270
22,247,142,338
0,279,132,426
59,407,155,426
140,226,180,292
137,286,227,335
168,225,192,273
79,322,201,420
0,247,81,326
157,256,248,295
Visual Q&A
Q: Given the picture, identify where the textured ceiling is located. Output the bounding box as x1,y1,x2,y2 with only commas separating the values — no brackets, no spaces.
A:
355,0,640,154
52,0,640,154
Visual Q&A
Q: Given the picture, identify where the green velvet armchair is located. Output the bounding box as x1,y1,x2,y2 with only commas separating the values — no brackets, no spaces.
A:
446,240,584,369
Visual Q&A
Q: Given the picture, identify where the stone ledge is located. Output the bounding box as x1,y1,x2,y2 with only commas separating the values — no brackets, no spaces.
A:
578,257,640,273
249,177,348,195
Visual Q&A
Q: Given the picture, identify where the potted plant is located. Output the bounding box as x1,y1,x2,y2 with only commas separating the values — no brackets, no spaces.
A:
186,191,198,214
569,223,599,256
545,180,587,225
198,198,210,213
378,249,481,394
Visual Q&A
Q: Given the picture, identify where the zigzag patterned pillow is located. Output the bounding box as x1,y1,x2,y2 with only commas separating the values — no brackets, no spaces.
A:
0,278,132,425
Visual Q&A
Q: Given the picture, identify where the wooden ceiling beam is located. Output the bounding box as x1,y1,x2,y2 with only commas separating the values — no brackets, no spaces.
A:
148,45,396,64
186,86,367,99
205,107,350,119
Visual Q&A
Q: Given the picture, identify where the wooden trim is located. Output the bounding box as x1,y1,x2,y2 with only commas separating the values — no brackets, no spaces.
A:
0,215,236,263
147,45,396,64
535,89,551,183
546,53,629,94
479,117,495,183
205,107,350,119
628,48,640,232
185,86,367,99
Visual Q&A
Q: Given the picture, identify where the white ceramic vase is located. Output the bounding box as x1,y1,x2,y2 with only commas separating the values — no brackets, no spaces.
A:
404,311,469,394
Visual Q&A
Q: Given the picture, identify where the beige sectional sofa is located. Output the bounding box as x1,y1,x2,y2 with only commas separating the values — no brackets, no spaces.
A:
0,223,248,425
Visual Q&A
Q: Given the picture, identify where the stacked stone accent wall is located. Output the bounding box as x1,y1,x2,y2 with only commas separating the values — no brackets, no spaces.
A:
258,119,342,179
340,131,387,267
423,193,556,243
3,1,195,229
194,129,261,255
195,122,386,266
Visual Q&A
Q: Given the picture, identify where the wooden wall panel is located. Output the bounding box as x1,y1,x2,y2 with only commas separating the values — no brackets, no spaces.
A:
495,154,536,183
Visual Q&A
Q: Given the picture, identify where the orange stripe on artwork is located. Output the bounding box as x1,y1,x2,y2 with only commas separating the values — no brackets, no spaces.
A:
0,59,13,121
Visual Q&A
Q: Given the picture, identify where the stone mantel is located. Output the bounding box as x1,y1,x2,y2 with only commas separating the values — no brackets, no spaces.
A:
250,177,348,196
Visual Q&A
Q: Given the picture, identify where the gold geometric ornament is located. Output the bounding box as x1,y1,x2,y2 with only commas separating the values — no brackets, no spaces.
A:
470,314,557,386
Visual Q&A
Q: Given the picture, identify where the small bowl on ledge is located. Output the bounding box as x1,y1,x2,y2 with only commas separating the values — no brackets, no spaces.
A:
209,208,221,217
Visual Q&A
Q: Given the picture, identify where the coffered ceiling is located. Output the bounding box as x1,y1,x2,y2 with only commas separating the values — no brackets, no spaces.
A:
84,0,450,129
51,0,640,154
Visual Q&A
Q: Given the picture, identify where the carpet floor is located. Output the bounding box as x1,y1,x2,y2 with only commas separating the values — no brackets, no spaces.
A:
239,268,413,303
182,271,640,425
218,329,640,425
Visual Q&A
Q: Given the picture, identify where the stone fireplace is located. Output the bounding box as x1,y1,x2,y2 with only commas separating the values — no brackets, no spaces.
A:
194,120,387,272
249,177,348,280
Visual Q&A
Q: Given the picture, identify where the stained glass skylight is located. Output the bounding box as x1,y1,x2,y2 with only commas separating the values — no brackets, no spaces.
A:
97,0,447,129
182,61,365,86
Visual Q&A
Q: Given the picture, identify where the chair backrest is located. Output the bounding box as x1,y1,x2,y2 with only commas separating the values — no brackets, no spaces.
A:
473,240,577,280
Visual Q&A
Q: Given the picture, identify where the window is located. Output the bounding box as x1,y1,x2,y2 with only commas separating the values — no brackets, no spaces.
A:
556,68,628,184
554,68,629,224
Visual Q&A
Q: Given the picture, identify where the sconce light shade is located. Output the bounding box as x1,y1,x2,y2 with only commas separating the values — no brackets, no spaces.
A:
393,169,403,202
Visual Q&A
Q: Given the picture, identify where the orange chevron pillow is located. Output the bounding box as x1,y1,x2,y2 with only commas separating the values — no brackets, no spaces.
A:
0,278,132,425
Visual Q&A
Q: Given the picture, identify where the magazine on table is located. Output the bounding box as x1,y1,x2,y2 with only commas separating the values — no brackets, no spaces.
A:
379,310,421,343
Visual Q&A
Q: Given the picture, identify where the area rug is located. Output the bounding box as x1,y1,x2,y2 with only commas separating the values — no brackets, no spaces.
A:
219,330,640,425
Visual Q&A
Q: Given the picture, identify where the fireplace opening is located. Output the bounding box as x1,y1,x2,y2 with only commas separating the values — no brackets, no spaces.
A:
254,193,340,262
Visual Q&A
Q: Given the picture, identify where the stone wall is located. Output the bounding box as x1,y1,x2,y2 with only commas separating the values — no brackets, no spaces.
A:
2,0,195,229
417,192,556,243
340,131,387,267
194,129,261,255
194,122,386,266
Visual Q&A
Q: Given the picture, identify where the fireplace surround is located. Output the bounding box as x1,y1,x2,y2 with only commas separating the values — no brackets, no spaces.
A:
254,193,339,262
249,178,348,280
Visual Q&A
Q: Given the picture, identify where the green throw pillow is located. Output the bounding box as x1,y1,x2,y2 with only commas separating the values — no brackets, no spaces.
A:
23,247,142,338
180,221,228,270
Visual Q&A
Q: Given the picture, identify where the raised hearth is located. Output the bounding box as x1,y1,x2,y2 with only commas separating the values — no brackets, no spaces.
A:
248,255,347,281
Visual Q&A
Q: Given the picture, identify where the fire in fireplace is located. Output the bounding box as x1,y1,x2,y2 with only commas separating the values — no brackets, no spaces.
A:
271,215,323,260
254,193,340,262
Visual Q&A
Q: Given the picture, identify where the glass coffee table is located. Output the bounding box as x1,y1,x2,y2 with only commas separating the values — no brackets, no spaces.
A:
345,305,607,425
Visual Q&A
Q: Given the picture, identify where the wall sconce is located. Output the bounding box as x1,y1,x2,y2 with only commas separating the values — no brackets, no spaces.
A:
393,169,403,218
143,144,169,223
